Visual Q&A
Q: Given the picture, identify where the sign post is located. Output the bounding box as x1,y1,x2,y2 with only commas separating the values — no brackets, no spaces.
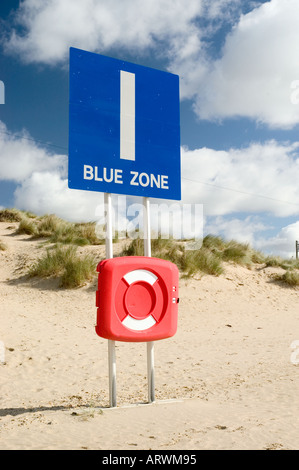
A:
143,196,155,403
104,192,117,407
68,47,181,407
105,195,155,406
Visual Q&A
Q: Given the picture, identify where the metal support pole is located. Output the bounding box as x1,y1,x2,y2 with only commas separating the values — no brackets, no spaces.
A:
108,338,116,408
104,193,117,408
143,197,155,403
296,240,299,260
104,192,113,260
143,196,151,257
147,341,155,403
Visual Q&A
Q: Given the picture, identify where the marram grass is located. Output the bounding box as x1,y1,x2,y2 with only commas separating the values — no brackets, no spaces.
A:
2,208,298,288
11,211,105,246
275,270,299,287
120,234,299,284
28,245,97,288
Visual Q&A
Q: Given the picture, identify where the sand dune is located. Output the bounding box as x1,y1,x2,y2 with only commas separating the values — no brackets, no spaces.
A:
1,221,299,450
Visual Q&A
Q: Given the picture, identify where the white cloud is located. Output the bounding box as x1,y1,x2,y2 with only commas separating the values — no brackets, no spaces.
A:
255,220,299,258
13,171,104,222
0,121,298,259
202,0,242,19
4,0,299,129
1,118,298,240
0,122,66,182
205,215,268,246
181,140,299,217
2,120,299,224
193,0,299,128
2,0,245,102
0,121,102,221
3,0,204,65
204,215,299,258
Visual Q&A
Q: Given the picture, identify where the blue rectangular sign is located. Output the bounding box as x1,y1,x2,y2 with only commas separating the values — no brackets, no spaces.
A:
68,47,181,200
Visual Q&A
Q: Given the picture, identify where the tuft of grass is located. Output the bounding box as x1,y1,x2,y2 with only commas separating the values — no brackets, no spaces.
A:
264,255,299,270
220,240,251,265
60,254,97,288
23,211,38,219
250,249,266,264
0,208,38,223
276,270,299,287
120,233,270,278
29,245,77,278
122,237,145,257
48,221,78,244
36,214,63,238
16,217,38,236
122,236,184,262
264,255,285,268
0,208,24,222
183,248,224,277
74,222,104,246
152,237,182,261
120,237,223,277
292,260,299,270
14,212,105,246
202,234,226,251
28,245,97,287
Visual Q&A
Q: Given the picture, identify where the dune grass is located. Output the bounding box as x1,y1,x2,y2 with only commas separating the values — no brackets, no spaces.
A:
185,248,224,277
220,241,250,264
28,244,97,288
29,245,77,278
264,255,299,270
0,208,36,223
121,236,225,277
17,217,39,236
120,234,299,284
276,270,299,287
12,212,105,246
60,254,97,288
2,208,298,287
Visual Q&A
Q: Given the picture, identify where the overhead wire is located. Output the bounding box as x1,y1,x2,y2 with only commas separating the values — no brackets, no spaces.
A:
0,129,68,152
181,176,299,207
0,128,298,208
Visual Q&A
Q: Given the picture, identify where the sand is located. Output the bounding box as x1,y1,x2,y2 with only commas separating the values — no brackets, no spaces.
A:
0,220,299,450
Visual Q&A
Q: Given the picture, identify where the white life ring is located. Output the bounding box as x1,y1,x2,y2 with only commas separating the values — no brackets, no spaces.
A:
121,269,158,331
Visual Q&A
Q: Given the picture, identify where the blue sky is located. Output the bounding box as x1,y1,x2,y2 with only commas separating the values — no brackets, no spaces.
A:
0,0,299,256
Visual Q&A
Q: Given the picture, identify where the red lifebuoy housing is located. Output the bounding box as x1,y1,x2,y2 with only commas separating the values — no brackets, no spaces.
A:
95,256,179,342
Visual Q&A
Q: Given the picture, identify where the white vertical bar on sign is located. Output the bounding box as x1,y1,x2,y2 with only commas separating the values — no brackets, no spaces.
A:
143,196,155,403
0,81,4,105
120,70,135,161
104,193,116,408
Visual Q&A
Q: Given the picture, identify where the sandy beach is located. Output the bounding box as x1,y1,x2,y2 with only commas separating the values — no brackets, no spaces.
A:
1,220,299,450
